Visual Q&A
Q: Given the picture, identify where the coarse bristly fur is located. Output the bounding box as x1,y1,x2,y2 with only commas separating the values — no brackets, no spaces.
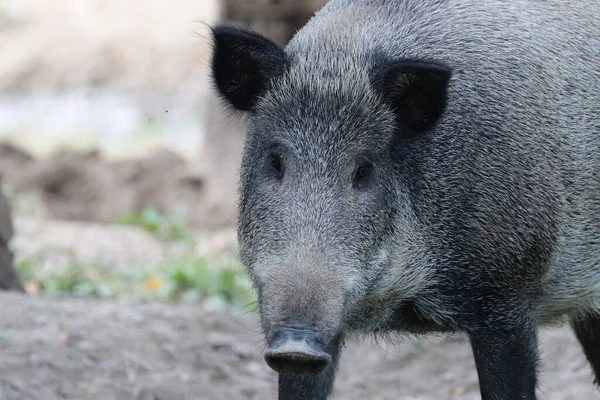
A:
208,0,600,399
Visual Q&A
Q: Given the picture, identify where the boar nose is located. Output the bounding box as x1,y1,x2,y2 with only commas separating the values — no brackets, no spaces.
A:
264,327,331,376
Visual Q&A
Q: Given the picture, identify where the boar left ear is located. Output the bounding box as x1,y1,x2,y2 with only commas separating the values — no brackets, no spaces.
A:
373,61,451,134
210,25,288,113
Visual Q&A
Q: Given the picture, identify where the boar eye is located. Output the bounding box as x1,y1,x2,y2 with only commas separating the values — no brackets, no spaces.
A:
268,153,284,174
354,163,373,183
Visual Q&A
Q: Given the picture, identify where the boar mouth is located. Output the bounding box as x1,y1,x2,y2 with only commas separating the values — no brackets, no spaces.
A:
263,326,332,376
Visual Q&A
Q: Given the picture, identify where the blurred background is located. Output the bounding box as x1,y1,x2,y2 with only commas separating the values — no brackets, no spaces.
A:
0,1,595,399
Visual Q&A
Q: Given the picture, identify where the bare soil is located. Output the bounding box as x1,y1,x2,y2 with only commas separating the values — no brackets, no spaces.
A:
0,292,597,400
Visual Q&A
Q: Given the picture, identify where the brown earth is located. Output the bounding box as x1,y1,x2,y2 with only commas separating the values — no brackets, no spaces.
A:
0,291,598,400
0,141,237,230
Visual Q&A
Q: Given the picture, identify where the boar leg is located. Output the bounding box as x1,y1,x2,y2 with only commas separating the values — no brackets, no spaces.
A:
469,322,539,400
571,312,600,386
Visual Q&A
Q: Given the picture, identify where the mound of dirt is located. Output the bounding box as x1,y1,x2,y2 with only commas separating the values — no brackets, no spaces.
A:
0,142,236,230
0,291,596,400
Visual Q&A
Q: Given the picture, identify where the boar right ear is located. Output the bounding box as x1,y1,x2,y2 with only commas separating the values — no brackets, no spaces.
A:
373,60,451,134
210,25,287,113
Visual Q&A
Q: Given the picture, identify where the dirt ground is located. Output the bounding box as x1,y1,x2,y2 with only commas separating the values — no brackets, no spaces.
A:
0,291,597,400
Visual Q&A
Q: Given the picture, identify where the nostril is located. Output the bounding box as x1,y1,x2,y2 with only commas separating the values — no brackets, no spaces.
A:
264,350,331,376
264,327,332,376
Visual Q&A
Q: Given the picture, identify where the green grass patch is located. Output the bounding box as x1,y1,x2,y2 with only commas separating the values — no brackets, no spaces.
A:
11,198,255,312
114,206,194,243
16,251,256,312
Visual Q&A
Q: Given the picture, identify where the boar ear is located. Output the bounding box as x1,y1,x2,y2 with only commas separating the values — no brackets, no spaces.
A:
373,61,451,134
210,25,287,113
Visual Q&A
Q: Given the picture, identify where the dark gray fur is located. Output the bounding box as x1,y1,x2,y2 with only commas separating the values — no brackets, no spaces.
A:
210,0,600,399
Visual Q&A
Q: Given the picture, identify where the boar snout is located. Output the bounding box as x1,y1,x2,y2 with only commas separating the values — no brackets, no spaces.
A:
264,326,332,376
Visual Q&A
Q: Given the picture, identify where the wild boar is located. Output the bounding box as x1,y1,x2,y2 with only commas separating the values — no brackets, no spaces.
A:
208,0,600,398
